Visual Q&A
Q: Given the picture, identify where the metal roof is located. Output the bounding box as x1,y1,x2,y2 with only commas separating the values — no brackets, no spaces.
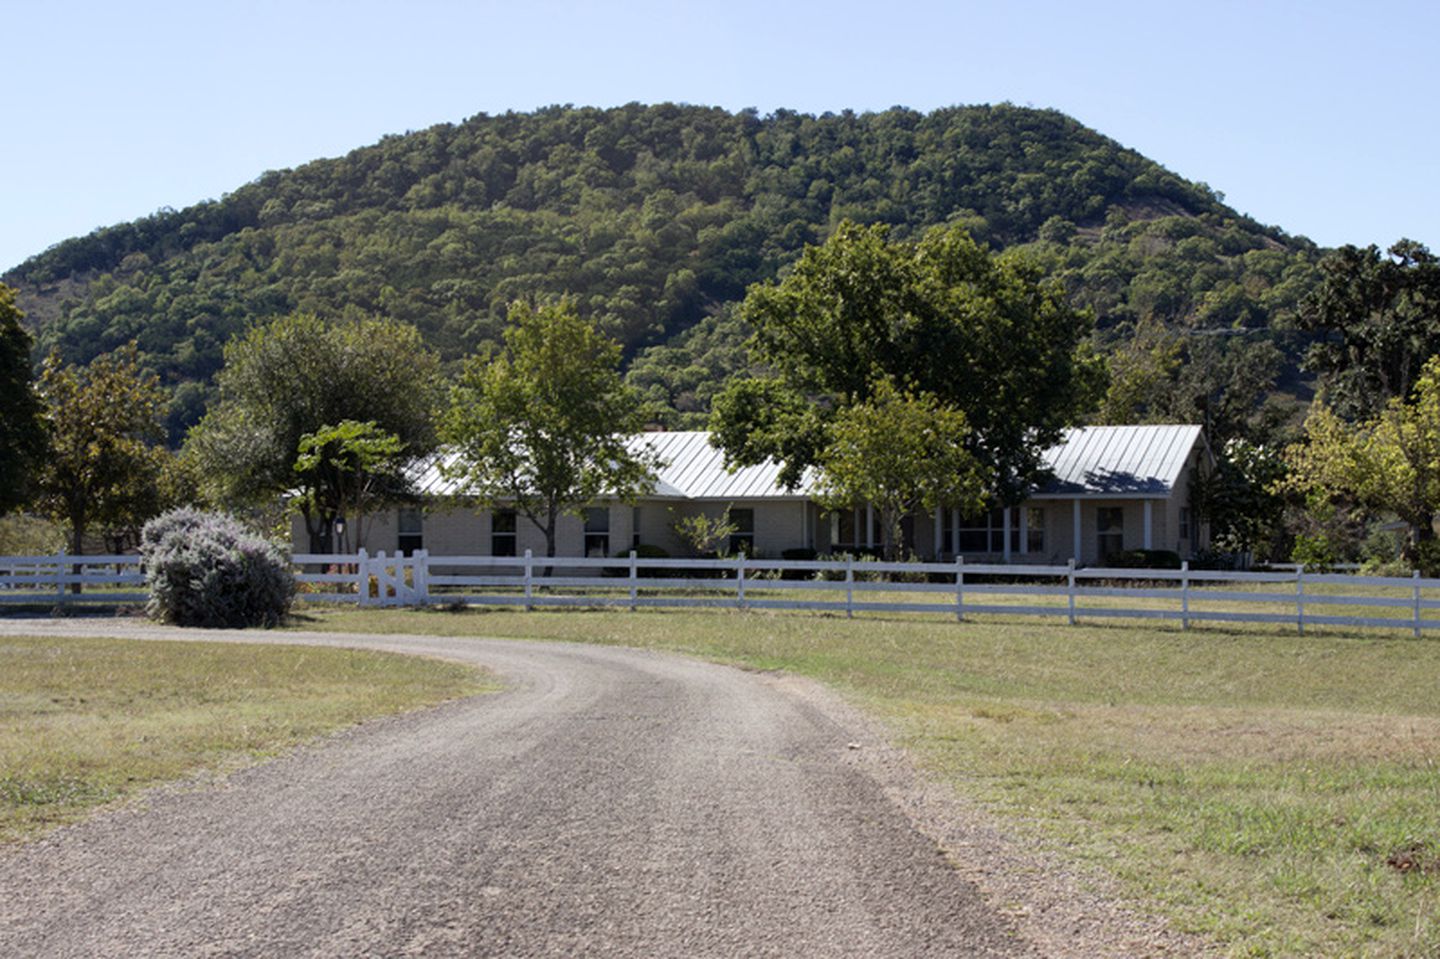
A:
409,425,1202,502
1033,424,1204,498
629,431,816,500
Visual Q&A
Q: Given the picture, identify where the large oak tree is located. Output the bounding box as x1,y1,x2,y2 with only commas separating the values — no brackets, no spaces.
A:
710,221,1105,503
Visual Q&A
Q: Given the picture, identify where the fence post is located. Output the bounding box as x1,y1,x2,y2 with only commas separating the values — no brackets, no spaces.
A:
736,552,747,610
845,554,854,619
413,549,429,606
954,555,965,623
1414,569,1422,639
523,549,534,611
1296,565,1305,636
55,548,67,607
1180,560,1190,631
1067,558,1077,626
629,549,638,612
377,550,391,606
356,548,370,606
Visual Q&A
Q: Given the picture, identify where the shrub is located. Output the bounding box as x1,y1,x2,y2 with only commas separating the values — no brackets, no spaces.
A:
1104,549,1182,570
141,507,295,628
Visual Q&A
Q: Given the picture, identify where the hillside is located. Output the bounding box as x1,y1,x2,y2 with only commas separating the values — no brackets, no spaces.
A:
3,103,1322,436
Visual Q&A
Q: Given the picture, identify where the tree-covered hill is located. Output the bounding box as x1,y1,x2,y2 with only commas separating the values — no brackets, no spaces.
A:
4,102,1322,436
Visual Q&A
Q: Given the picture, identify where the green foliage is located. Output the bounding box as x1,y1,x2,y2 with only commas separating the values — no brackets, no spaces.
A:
1193,438,1291,562
184,312,440,550
713,220,1104,501
4,104,1321,429
1281,356,1440,571
815,380,989,560
1296,239,1440,420
670,507,739,557
293,420,409,553
0,284,46,514
442,301,660,557
140,507,295,628
34,342,167,554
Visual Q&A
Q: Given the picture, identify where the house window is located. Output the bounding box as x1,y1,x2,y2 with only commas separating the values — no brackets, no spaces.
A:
1179,507,1192,541
1097,507,1125,560
957,508,1021,554
1025,507,1045,553
729,508,755,556
632,507,642,549
491,509,517,557
397,508,423,556
584,507,610,557
835,509,859,550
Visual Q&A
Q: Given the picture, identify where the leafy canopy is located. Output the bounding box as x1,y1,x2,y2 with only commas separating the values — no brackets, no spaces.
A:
815,380,990,560
186,312,439,506
0,284,46,514
712,220,1105,501
1281,354,1440,570
293,420,409,553
34,342,167,554
1296,239,1440,421
442,301,660,557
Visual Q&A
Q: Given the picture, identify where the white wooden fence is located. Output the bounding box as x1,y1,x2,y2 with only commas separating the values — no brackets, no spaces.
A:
0,553,146,605
289,549,1440,638
4,548,1438,637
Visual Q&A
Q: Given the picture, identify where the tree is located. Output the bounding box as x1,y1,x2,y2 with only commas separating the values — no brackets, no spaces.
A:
1296,239,1440,421
815,380,989,560
0,284,46,514
1280,354,1440,571
670,507,739,557
34,342,167,558
185,313,441,552
442,301,661,558
710,220,1105,502
293,420,408,553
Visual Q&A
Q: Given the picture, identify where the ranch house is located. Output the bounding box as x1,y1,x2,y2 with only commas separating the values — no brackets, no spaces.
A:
300,424,1210,566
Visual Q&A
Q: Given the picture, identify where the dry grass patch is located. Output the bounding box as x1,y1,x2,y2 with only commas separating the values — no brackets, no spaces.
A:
0,635,491,842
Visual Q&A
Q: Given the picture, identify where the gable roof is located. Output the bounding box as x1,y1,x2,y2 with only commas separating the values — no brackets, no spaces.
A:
411,425,1204,502
1032,424,1204,498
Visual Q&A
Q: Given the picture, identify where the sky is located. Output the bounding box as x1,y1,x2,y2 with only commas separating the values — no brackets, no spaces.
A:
3,0,1437,273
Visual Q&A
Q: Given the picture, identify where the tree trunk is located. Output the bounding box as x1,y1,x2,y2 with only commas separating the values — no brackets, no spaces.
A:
68,520,84,595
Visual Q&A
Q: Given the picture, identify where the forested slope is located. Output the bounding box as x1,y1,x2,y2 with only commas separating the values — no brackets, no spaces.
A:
4,102,1322,435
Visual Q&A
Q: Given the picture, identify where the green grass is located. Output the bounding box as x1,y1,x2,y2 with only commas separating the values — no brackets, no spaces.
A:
0,635,492,842
291,604,1440,958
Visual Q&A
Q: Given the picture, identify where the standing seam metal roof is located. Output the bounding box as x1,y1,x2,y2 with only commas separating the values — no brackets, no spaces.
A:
407,425,1202,501
1033,424,1203,497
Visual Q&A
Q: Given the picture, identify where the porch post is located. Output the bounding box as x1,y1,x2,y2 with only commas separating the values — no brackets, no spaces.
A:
1143,500,1153,550
865,503,874,551
933,505,943,558
1072,499,1082,564
1002,507,1013,563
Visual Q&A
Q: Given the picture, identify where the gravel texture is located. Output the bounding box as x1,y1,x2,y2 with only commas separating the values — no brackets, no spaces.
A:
0,619,1049,958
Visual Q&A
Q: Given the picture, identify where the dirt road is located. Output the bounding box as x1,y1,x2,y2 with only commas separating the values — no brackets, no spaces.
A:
0,621,1030,957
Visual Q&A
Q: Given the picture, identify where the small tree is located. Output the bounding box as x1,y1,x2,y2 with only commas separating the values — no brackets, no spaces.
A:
815,380,990,560
443,301,661,558
34,342,167,558
1280,355,1440,571
293,420,409,553
671,507,739,557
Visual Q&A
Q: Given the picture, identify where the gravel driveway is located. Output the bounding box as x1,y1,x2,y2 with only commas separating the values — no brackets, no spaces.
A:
0,620,1033,958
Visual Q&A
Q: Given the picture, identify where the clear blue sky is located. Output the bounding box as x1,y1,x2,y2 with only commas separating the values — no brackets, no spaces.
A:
3,0,1436,272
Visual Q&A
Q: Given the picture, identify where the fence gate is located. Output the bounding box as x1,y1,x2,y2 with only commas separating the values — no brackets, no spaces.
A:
370,551,418,607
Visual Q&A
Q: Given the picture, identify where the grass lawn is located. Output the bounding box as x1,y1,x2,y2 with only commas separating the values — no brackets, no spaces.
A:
292,604,1440,958
0,635,491,843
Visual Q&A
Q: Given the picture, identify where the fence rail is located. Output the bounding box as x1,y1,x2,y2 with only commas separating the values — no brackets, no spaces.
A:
6,549,1440,637
0,553,146,605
